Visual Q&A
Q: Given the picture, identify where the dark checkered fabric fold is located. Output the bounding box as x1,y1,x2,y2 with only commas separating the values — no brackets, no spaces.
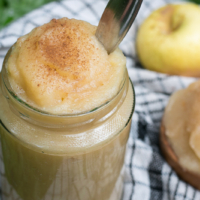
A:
0,0,199,199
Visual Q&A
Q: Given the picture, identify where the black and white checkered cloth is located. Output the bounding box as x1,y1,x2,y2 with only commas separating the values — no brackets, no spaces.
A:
0,0,199,199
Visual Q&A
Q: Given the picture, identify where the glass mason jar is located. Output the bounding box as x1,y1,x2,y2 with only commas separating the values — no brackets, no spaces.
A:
0,47,135,200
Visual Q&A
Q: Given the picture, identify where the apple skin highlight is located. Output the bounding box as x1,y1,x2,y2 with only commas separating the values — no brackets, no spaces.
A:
136,3,200,77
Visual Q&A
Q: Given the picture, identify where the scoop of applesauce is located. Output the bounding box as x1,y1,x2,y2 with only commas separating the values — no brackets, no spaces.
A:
7,18,126,114
163,80,200,174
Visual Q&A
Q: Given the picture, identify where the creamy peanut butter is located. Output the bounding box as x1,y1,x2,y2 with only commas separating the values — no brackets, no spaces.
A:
7,18,126,114
163,80,200,174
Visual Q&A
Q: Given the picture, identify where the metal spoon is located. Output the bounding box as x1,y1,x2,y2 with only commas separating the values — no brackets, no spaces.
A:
96,0,143,54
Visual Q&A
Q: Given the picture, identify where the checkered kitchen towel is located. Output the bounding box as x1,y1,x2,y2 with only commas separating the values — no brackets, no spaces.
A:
0,0,199,199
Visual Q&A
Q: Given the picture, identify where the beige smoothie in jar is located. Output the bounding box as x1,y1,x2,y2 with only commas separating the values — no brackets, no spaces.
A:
0,18,135,200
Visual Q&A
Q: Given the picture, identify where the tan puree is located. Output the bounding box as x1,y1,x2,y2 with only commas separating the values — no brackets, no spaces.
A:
0,18,134,200
163,80,200,174
7,18,125,114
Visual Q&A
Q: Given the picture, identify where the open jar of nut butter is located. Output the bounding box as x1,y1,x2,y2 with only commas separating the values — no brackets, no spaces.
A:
0,18,135,200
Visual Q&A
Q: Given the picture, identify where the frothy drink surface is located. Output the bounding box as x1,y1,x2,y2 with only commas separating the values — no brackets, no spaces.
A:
7,18,126,114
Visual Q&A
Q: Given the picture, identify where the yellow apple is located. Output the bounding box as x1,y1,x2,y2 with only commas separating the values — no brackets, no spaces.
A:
136,3,200,77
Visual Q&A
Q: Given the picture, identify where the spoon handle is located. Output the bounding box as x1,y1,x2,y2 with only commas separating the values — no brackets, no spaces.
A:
96,0,143,54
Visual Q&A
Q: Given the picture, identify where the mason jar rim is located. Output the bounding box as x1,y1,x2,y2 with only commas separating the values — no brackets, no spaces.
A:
0,78,135,154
